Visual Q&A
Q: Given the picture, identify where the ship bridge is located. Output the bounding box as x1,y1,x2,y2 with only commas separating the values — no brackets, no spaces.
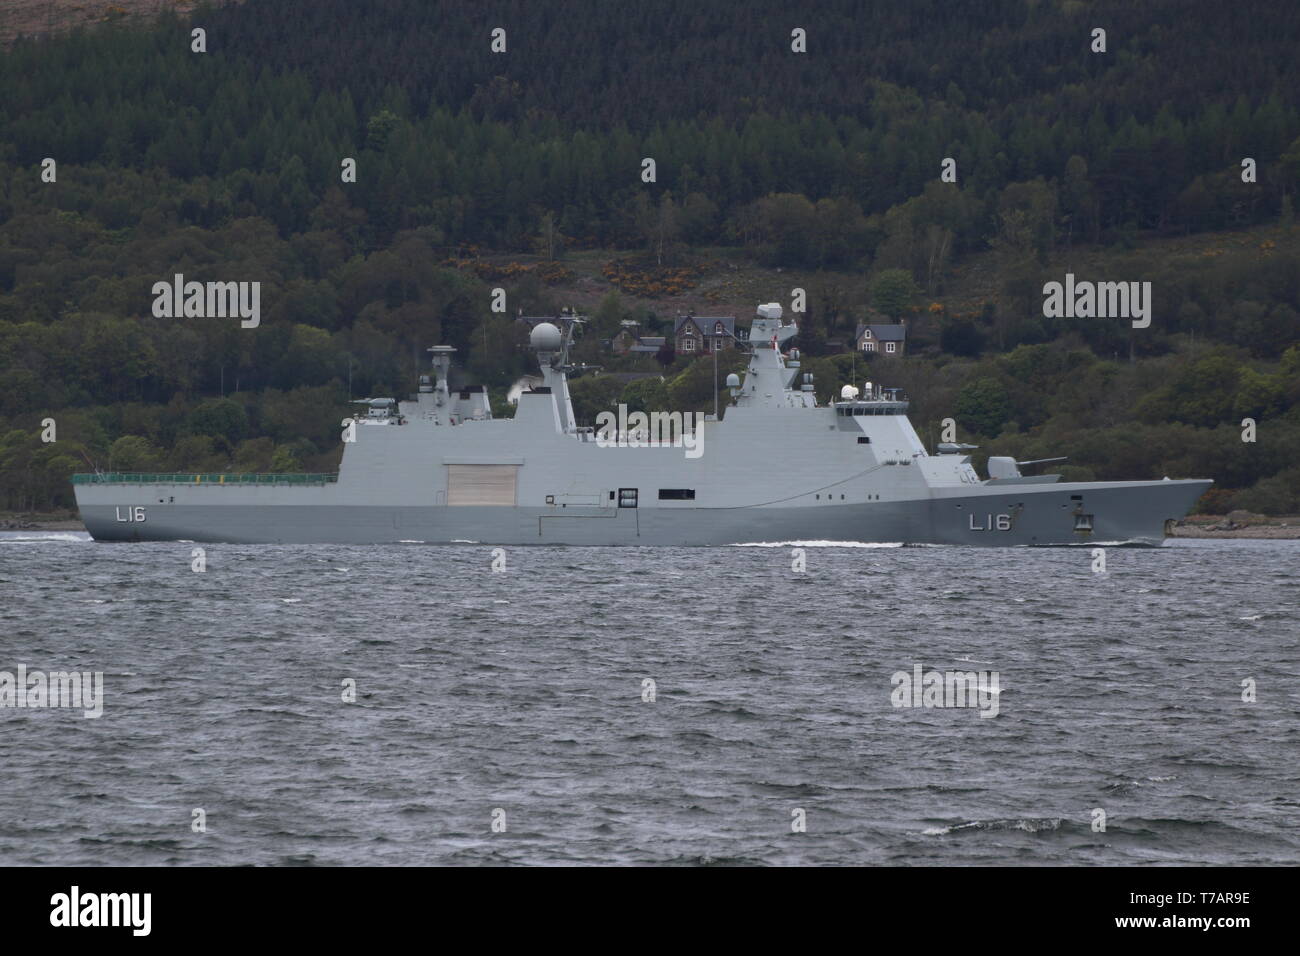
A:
833,386,909,416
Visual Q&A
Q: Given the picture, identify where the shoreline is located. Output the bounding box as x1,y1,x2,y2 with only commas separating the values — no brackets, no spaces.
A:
1,517,86,532
1167,525,1300,539
5,514,1299,539
1169,513,1300,539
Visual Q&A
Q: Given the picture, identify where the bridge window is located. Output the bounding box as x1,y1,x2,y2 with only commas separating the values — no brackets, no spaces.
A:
658,488,695,500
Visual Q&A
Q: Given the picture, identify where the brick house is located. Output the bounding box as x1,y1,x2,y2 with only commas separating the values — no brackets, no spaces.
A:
854,321,907,356
674,312,736,355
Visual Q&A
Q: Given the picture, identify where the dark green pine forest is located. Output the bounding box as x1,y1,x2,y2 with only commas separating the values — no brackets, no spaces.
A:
1,0,1299,513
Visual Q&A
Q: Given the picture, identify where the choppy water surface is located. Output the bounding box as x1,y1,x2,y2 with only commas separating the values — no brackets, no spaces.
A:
0,533,1296,865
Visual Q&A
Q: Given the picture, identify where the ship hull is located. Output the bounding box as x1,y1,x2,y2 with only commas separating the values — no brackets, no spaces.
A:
76,478,1211,546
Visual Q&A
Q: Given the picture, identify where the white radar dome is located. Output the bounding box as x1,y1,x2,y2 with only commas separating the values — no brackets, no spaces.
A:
530,322,563,350
726,373,741,388
840,384,860,400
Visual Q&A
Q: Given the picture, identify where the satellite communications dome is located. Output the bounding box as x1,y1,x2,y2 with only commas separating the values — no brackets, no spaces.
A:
726,373,741,388
840,384,860,400
530,322,563,350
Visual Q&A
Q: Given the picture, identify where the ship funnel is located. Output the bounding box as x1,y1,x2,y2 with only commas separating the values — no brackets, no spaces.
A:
756,302,783,320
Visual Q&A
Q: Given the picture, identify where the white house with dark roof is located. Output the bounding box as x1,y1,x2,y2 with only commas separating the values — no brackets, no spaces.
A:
854,320,907,356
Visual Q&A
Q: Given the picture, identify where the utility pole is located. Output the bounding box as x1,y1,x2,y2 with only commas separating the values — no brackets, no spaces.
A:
713,337,718,420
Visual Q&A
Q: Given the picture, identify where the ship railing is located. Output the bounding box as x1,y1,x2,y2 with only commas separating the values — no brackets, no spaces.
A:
71,473,340,485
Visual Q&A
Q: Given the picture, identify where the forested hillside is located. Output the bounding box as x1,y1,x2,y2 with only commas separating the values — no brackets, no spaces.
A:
1,0,1298,514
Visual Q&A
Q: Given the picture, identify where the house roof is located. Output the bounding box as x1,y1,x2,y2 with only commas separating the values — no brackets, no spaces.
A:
855,323,907,341
675,315,736,336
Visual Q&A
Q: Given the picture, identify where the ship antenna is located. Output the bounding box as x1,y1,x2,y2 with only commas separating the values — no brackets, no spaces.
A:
77,448,102,476
559,312,585,368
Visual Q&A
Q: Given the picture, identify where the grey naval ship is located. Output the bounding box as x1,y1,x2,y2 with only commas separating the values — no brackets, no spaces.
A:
74,304,1211,546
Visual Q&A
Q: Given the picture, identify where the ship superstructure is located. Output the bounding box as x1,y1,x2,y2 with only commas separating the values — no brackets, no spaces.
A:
74,304,1211,545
